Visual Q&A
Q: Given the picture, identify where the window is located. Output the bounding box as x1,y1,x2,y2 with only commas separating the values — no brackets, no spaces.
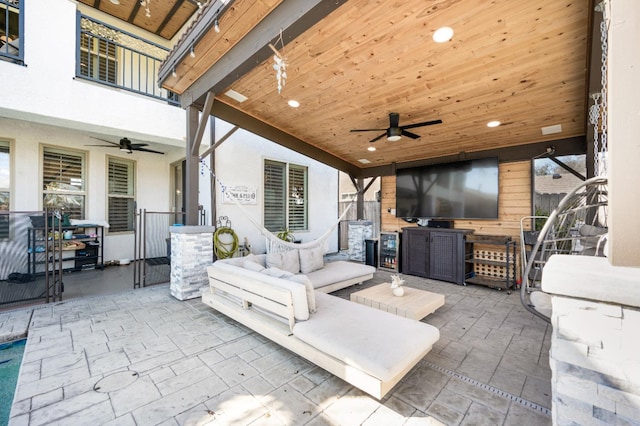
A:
79,33,117,84
108,157,135,232
0,0,22,62
0,141,9,238
264,160,308,232
42,147,85,219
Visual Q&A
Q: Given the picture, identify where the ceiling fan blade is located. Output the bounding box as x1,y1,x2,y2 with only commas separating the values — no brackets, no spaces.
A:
401,119,443,130
89,136,119,146
86,144,119,148
389,112,400,128
130,143,150,148
132,146,165,155
401,130,421,139
369,133,387,143
351,128,387,132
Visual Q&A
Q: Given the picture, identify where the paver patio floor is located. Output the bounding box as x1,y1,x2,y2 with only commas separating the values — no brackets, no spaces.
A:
1,269,552,425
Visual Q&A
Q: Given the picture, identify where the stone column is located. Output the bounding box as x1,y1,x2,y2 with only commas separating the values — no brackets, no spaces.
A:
169,225,215,300
542,255,640,425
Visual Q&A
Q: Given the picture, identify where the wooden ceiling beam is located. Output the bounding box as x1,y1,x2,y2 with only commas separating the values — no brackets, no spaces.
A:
210,101,361,177
170,0,348,107
156,0,185,37
127,1,141,23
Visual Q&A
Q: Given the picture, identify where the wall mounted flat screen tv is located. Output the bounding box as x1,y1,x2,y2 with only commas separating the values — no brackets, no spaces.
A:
396,157,499,220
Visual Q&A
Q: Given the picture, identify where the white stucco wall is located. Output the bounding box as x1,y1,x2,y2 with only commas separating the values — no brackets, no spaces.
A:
0,0,187,146
213,120,339,255
0,117,184,261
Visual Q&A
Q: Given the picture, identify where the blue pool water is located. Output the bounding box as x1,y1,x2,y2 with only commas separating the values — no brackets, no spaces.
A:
0,339,26,425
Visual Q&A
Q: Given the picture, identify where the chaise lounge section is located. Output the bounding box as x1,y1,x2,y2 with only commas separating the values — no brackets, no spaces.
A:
202,251,440,399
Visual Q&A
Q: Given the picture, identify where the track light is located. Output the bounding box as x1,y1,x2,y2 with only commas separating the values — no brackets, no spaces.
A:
190,46,195,58
214,16,220,33
172,68,177,78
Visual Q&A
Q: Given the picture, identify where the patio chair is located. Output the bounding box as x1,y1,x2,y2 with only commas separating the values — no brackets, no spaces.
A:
520,176,608,322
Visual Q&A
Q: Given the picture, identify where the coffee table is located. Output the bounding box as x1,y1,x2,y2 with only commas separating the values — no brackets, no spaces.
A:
350,283,445,320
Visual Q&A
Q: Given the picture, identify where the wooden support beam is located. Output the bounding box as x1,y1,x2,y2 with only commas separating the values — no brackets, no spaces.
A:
199,125,239,160
185,106,201,225
191,91,215,156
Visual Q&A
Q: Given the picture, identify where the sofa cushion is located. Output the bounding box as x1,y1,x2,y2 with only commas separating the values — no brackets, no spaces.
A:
210,261,308,321
244,260,265,273
263,267,294,279
289,274,317,313
305,261,376,289
299,247,324,274
266,249,300,274
293,292,439,382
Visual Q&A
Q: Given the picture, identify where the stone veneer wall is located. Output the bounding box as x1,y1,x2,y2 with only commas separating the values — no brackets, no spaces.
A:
169,226,215,301
542,256,640,425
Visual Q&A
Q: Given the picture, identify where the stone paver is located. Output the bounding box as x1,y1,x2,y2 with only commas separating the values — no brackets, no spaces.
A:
1,269,553,425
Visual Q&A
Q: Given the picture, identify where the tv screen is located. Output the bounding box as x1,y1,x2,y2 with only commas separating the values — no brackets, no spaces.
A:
396,157,499,220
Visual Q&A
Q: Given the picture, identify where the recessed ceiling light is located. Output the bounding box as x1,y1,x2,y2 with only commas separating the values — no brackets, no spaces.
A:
109,0,120,4
487,120,501,128
367,146,376,152
358,158,371,164
433,26,454,43
288,100,300,108
224,89,248,103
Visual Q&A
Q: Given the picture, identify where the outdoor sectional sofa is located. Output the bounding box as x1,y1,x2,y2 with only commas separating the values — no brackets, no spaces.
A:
202,250,440,399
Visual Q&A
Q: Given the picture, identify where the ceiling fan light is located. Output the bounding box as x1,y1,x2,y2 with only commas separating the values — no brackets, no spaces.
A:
387,127,402,142
433,26,454,43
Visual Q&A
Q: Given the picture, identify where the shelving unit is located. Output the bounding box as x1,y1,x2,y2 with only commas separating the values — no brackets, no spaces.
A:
379,232,401,271
28,225,104,275
465,234,516,293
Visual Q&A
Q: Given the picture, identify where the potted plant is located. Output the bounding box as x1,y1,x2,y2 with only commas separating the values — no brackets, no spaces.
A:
276,228,295,242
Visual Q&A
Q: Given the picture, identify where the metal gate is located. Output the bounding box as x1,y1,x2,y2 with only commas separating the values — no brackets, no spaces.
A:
0,210,64,308
133,209,205,288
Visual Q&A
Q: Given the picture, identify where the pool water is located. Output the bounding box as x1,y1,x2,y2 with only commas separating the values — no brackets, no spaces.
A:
0,339,26,425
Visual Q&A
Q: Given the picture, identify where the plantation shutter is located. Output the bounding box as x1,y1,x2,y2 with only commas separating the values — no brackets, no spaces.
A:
42,148,85,219
108,158,134,232
80,34,117,84
288,165,307,231
264,160,286,232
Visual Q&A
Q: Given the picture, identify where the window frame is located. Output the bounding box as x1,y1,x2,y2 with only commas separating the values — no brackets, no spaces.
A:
0,139,10,240
107,156,135,234
42,146,86,219
263,159,308,233
0,0,24,64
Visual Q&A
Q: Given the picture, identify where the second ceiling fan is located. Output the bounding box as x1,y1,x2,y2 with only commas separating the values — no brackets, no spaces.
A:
350,112,442,143
88,137,164,155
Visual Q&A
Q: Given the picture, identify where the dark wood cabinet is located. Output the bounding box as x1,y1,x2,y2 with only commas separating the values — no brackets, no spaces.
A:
402,227,473,285
402,227,430,277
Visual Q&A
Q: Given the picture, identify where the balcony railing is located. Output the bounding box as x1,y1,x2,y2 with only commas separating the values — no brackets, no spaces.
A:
76,13,179,106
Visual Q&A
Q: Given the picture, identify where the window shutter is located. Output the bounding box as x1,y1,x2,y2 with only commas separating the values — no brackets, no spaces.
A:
80,34,117,84
42,148,85,219
108,158,134,232
288,165,307,231
264,160,286,232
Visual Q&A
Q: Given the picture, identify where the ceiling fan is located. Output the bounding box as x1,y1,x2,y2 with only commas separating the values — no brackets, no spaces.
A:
350,112,442,143
87,137,165,155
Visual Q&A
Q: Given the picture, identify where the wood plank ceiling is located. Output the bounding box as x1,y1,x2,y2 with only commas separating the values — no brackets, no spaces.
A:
161,0,593,175
77,0,199,40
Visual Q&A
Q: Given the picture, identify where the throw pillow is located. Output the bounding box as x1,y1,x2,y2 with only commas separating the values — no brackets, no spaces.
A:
289,274,317,313
266,249,300,274
263,267,295,279
244,253,266,268
243,260,265,273
298,246,324,274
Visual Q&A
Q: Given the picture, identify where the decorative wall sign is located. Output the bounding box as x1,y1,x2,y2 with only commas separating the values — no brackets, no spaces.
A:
221,185,257,204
